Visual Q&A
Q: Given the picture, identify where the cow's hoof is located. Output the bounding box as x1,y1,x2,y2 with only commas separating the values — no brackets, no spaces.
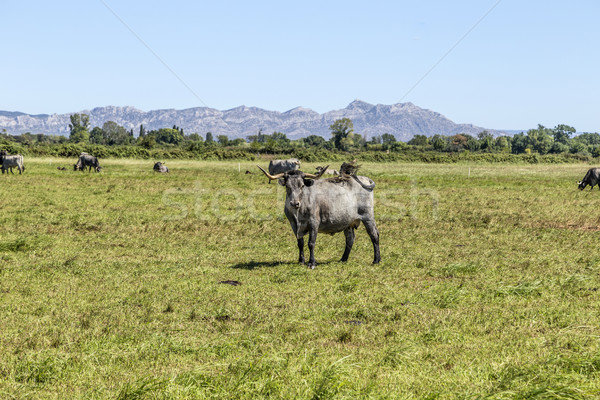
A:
307,263,316,269
373,259,381,265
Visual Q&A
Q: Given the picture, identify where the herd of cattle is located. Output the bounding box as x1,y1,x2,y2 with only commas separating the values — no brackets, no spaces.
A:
3,149,600,267
0,151,171,174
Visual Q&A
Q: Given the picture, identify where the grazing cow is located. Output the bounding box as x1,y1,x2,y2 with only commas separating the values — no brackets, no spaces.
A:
265,158,301,183
257,163,380,268
74,153,101,172
316,165,338,176
153,161,169,173
578,168,600,190
0,151,25,174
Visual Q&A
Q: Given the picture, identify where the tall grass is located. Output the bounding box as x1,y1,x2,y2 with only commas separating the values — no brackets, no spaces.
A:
0,159,599,398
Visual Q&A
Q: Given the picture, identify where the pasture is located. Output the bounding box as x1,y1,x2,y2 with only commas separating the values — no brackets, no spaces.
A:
1,158,600,399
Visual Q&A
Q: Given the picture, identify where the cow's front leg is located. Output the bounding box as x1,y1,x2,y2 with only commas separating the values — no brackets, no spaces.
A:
307,228,318,269
297,237,305,264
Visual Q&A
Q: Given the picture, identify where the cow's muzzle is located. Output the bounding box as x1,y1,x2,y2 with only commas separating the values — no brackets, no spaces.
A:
290,201,301,208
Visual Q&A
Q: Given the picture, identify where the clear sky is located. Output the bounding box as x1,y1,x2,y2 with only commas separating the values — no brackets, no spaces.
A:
1,0,598,132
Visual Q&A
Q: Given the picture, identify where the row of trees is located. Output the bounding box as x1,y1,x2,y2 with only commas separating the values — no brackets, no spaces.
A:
2,114,599,157
406,124,600,156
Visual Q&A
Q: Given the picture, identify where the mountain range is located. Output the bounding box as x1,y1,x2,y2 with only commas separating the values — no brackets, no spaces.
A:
0,100,509,140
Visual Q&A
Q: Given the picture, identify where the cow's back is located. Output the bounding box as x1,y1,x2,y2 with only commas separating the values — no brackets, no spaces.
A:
590,168,600,181
305,178,374,234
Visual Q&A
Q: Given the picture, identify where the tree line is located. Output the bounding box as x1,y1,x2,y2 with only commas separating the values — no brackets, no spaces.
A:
1,114,599,158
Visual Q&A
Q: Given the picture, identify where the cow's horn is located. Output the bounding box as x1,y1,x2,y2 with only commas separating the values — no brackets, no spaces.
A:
256,165,285,180
304,165,329,179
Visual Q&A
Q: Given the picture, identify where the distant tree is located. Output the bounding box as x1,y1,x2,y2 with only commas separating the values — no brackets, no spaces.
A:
89,126,105,144
477,130,494,151
186,133,202,142
217,135,229,146
303,135,326,148
570,141,589,155
330,118,354,149
154,128,184,145
449,134,468,152
574,132,600,146
102,121,130,145
205,132,214,144
68,113,90,143
527,124,554,154
139,124,146,138
140,135,156,149
550,142,569,154
408,135,429,146
270,132,290,145
552,124,576,145
464,138,478,151
431,135,448,151
381,133,396,149
230,138,246,147
370,136,382,145
495,136,511,152
510,132,528,154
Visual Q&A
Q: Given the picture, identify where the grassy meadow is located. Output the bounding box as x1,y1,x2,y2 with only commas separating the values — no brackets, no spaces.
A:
1,158,600,399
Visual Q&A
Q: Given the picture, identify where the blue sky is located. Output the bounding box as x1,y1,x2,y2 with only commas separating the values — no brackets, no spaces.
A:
1,0,599,131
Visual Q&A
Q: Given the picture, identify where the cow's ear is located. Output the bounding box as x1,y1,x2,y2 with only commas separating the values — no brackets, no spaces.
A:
304,179,315,187
278,178,286,186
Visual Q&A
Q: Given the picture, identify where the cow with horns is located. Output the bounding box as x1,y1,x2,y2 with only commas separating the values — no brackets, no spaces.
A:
257,163,380,268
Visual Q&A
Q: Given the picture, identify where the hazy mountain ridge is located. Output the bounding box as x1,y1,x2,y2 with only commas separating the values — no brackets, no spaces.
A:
0,101,507,140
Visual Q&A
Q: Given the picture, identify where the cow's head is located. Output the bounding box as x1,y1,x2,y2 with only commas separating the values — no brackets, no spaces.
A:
257,165,327,209
578,181,587,190
96,166,102,173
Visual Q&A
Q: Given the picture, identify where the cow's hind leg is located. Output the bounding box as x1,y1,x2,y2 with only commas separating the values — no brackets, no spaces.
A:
307,228,318,269
340,227,355,262
297,237,305,264
362,220,381,264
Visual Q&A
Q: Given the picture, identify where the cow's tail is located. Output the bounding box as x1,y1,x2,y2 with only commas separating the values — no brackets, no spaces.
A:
352,175,375,191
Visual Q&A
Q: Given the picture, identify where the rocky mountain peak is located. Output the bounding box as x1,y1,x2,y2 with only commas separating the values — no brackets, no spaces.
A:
0,102,507,140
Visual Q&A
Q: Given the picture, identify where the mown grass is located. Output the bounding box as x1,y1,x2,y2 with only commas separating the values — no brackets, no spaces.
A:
1,158,600,399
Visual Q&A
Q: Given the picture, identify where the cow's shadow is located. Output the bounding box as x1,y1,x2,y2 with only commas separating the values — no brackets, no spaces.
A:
230,261,284,270
230,260,334,270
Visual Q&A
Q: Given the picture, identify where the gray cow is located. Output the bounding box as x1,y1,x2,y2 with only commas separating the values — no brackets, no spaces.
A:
74,153,101,172
257,164,380,268
578,168,600,190
0,151,25,174
265,158,300,183
153,162,169,173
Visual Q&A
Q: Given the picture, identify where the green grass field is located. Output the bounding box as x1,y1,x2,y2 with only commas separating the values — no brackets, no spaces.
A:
1,158,600,399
